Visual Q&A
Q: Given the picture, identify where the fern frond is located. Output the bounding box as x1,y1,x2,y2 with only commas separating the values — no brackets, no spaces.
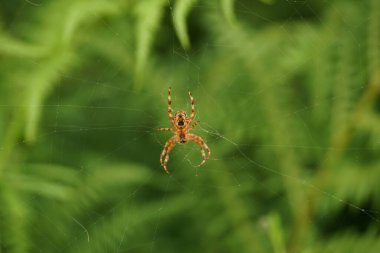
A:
19,0,122,143
0,113,24,177
134,0,166,90
80,25,135,75
368,0,380,76
63,163,151,213
67,194,196,253
220,0,237,26
358,112,380,150
24,53,73,143
316,230,380,253
309,11,337,129
267,212,286,253
62,1,119,46
10,163,79,200
330,3,363,139
0,184,30,253
173,0,197,50
318,161,380,215
0,32,47,58
27,163,153,252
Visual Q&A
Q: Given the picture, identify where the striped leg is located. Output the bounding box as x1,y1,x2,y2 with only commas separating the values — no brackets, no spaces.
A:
188,90,195,121
160,136,177,173
188,134,211,167
188,120,199,131
158,127,173,132
168,87,174,125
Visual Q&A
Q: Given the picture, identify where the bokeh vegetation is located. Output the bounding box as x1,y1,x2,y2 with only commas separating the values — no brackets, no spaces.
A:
0,0,380,252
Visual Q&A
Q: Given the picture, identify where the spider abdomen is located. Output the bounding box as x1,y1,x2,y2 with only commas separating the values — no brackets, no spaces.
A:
179,132,187,143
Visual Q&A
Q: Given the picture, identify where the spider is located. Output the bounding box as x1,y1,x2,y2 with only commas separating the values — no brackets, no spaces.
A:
158,87,211,174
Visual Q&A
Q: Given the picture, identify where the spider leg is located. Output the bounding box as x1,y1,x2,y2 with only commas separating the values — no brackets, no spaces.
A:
188,120,199,131
188,90,195,121
160,136,177,173
162,141,177,173
158,127,174,132
188,134,211,167
168,87,175,126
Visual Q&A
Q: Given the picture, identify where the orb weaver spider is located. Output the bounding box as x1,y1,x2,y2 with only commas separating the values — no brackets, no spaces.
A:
158,87,211,174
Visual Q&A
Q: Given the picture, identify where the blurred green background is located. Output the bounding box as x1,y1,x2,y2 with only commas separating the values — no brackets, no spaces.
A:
0,0,380,252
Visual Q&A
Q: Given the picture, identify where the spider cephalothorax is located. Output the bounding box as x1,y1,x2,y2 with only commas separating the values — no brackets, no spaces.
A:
174,111,187,128
158,87,211,174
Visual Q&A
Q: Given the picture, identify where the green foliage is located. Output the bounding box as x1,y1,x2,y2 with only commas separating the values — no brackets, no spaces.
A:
173,0,197,49
220,0,237,26
0,0,379,252
134,0,167,89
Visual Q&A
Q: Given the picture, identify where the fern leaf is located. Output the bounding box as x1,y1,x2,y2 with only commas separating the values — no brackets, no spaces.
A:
11,163,79,200
316,231,380,253
22,0,121,143
267,212,286,253
62,1,119,46
24,53,72,143
368,0,380,76
68,194,195,253
330,3,362,139
173,0,197,50
0,185,29,253
220,0,237,26
0,32,47,58
134,0,166,90
309,9,338,128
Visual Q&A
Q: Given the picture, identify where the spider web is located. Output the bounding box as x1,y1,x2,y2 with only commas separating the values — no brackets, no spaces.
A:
1,0,379,252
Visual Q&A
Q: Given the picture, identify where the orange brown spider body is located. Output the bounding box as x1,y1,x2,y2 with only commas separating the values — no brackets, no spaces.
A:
158,87,211,174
